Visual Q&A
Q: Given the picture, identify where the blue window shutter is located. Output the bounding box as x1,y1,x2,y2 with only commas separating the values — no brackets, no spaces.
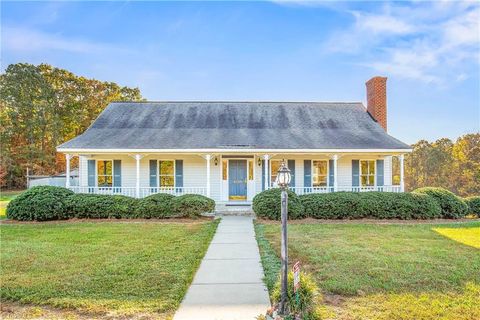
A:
329,160,334,187
175,160,183,188
352,160,360,187
87,160,95,187
304,160,312,189
376,159,384,187
261,160,265,191
149,160,157,187
288,160,295,188
113,160,121,187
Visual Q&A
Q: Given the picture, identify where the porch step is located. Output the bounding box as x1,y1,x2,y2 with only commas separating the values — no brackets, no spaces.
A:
215,211,255,217
215,202,255,217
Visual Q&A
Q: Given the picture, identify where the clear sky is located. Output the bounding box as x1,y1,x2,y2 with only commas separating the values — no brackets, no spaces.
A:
2,1,479,144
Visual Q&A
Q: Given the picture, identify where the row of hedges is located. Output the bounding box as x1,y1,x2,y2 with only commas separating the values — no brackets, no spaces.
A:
253,187,478,220
6,186,215,221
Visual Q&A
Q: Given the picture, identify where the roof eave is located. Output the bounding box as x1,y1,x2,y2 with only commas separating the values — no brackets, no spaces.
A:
57,147,413,154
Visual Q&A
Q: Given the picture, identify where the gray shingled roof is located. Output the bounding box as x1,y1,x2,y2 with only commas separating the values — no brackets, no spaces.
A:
58,102,411,150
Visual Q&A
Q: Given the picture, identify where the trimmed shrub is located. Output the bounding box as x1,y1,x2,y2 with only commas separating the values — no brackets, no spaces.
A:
66,193,138,219
465,196,480,218
300,192,442,220
173,194,215,217
6,186,74,221
413,187,468,219
271,271,321,320
252,188,305,220
135,193,176,218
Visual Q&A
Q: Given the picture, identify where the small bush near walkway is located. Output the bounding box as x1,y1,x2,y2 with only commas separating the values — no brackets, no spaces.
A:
173,194,215,217
300,192,442,220
270,271,321,320
6,186,216,221
253,188,305,220
413,187,469,219
6,186,74,221
465,196,480,217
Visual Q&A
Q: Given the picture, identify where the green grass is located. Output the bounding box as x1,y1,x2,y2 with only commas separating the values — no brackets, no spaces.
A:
0,190,24,218
433,226,480,248
255,221,480,320
1,220,219,318
0,190,24,201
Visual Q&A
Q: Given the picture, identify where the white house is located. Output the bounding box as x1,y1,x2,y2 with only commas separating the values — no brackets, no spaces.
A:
57,77,411,209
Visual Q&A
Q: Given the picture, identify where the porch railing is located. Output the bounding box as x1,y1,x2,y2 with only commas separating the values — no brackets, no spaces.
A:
68,186,137,197
139,187,206,198
286,185,402,195
68,186,207,198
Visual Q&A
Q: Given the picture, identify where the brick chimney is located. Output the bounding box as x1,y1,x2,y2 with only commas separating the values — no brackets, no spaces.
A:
365,76,387,131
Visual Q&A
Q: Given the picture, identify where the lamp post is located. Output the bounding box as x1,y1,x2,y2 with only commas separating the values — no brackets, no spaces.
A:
276,161,291,315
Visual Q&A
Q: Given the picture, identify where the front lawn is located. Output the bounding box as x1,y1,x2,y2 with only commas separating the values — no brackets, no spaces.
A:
1,220,218,319
0,190,24,218
256,220,480,320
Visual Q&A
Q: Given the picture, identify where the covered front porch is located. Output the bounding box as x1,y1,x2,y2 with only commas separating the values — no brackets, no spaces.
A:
64,152,406,202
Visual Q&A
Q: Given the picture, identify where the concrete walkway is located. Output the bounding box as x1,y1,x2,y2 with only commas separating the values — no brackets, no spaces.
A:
173,216,270,320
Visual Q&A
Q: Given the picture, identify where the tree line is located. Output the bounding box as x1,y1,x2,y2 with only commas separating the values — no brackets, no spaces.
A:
0,63,142,188
1,63,478,196
404,134,479,197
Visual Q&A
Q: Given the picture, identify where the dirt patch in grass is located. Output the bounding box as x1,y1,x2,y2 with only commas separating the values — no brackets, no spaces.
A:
1,302,166,320
0,216,215,224
257,217,480,225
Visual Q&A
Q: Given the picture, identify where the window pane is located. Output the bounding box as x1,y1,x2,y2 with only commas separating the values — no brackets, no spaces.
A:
312,161,327,187
159,161,174,175
271,161,281,184
105,161,112,175
313,175,327,187
160,176,174,187
98,176,113,187
313,161,327,175
368,175,375,186
222,160,228,180
368,161,375,175
97,161,105,175
392,157,400,185
361,160,368,174
248,160,254,180
361,175,368,186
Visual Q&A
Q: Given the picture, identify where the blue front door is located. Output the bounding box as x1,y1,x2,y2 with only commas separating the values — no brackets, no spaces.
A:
229,160,247,200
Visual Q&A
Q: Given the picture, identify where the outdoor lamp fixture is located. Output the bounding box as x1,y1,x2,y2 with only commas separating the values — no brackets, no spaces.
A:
258,157,262,167
213,156,219,166
277,161,291,315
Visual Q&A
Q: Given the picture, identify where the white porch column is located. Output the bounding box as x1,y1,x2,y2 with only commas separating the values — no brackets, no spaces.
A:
206,154,211,197
399,154,405,192
263,154,269,190
65,154,72,188
135,154,141,198
332,154,338,192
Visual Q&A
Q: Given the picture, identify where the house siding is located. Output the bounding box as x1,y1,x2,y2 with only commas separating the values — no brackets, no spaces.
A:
78,153,395,201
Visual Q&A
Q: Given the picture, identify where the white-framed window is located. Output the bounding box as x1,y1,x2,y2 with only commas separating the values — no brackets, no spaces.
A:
159,160,175,187
270,160,282,186
312,160,328,187
97,160,113,187
360,160,376,186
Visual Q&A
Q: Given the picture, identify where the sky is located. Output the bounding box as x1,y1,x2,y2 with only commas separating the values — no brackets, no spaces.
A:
2,1,479,144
